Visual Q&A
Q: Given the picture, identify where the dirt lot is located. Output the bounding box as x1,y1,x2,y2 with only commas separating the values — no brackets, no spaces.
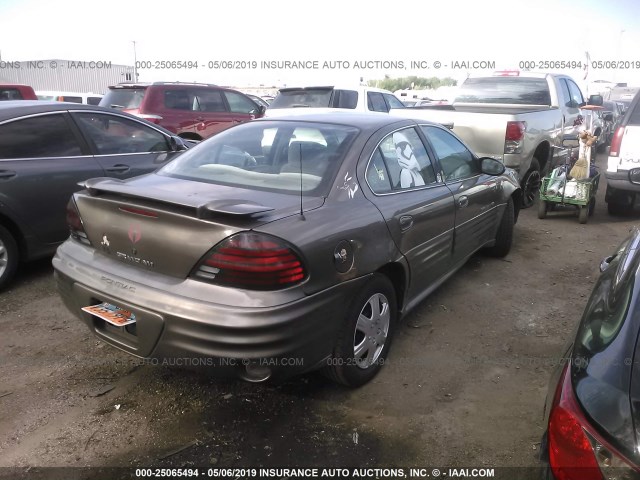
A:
1,151,637,479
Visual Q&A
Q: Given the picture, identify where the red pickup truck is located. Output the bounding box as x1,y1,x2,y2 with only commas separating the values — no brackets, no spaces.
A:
0,84,37,100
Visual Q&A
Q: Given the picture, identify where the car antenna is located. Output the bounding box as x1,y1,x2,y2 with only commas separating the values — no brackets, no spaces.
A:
299,142,305,220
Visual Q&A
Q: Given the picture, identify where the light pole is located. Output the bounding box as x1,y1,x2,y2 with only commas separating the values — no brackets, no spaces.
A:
132,40,138,82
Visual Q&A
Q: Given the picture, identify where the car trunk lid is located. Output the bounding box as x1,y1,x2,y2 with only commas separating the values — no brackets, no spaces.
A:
74,174,323,278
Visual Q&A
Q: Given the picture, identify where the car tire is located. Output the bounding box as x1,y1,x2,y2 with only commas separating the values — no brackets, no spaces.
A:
521,158,541,209
486,198,515,257
607,200,630,216
324,274,397,387
0,224,19,291
578,205,589,224
538,199,548,219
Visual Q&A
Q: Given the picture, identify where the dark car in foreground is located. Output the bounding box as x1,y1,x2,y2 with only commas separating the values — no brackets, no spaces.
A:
0,101,189,289
540,228,640,479
53,112,521,387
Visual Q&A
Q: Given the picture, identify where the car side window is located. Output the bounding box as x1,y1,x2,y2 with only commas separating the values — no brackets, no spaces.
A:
383,93,405,109
194,89,226,112
164,89,192,110
566,80,584,109
376,127,437,190
224,91,257,114
367,92,388,112
559,79,573,108
0,114,83,159
365,149,392,193
74,113,170,155
422,126,479,181
333,90,358,109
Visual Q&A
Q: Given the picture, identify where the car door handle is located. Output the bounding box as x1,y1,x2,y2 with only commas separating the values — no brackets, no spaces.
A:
600,254,616,273
457,196,469,208
0,170,16,179
399,215,414,231
105,164,130,173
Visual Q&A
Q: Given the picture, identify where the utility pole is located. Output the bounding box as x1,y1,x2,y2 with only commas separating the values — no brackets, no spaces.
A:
132,41,138,82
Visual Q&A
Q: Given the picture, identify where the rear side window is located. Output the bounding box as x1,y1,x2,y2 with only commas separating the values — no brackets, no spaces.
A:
332,90,358,109
367,92,388,112
0,114,83,158
100,88,146,109
0,88,22,100
269,89,333,109
371,127,437,191
87,97,102,106
455,77,552,105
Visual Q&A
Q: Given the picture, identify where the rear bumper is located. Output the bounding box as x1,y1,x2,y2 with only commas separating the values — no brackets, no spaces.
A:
605,170,640,193
53,240,370,381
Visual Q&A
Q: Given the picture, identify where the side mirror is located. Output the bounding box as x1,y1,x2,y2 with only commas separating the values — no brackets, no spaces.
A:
588,94,604,107
169,136,188,152
480,157,506,176
254,105,266,117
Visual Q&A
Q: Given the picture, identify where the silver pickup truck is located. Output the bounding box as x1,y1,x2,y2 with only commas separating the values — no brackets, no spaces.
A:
390,73,604,207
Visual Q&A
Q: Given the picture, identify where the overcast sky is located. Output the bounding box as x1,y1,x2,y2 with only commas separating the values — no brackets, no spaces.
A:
1,0,639,90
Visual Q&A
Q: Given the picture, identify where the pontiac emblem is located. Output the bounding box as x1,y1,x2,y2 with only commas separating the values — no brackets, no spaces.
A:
128,224,142,244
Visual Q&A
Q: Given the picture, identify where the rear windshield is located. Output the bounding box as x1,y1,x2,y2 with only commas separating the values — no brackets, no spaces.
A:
159,121,359,196
455,77,552,105
269,89,334,109
100,88,146,109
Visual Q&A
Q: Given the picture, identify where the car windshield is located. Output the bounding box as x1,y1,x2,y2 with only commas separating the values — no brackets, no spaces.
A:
100,88,146,109
269,89,334,109
158,120,359,196
455,77,552,105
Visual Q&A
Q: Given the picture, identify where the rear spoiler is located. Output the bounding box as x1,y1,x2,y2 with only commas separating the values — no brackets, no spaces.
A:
78,178,275,217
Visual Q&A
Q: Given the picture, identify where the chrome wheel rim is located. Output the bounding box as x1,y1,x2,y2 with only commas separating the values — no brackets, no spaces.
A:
0,237,7,278
353,293,390,369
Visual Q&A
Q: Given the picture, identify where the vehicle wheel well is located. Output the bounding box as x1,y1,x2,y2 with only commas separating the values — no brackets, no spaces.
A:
376,263,406,312
0,214,26,258
178,132,203,141
533,142,551,174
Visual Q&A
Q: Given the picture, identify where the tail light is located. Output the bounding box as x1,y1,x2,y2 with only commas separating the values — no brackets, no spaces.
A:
505,121,526,154
192,232,306,290
66,198,91,246
547,363,638,480
609,126,625,157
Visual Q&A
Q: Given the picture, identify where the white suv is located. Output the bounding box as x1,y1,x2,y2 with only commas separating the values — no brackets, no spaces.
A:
605,90,640,214
264,85,405,117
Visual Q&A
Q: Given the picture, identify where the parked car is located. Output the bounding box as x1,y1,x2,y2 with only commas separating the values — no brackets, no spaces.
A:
601,100,625,144
37,91,103,105
0,101,189,289
539,228,640,479
53,112,521,387
0,84,37,100
389,72,605,208
246,94,270,109
265,85,405,117
605,90,640,215
100,82,265,141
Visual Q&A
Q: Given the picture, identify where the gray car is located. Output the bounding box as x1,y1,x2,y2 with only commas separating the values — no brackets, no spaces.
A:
53,112,521,387
0,101,188,289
